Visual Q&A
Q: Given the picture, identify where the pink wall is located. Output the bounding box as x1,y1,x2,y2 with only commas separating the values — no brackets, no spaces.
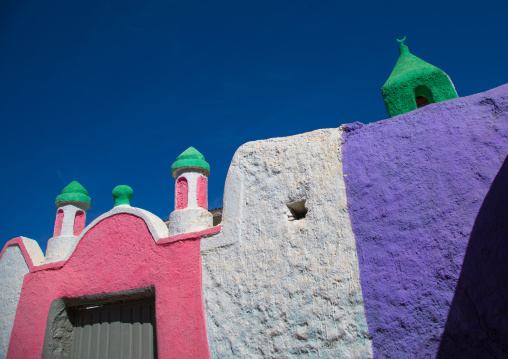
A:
8,213,213,359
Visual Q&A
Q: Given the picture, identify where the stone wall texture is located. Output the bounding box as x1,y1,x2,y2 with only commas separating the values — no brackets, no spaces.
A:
342,84,508,358
0,246,29,359
201,129,373,358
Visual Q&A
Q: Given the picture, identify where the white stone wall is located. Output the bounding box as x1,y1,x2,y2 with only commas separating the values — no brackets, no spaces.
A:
0,246,30,359
201,128,373,358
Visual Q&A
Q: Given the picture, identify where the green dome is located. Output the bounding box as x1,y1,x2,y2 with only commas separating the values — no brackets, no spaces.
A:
55,181,91,209
112,185,133,206
381,38,458,118
171,147,210,178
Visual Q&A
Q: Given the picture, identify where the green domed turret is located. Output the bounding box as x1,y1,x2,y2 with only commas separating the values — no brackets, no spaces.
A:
171,147,210,178
55,181,91,209
381,37,458,118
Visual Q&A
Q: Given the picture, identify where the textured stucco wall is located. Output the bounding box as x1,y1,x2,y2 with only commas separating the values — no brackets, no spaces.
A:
201,129,373,358
342,84,508,358
0,246,29,359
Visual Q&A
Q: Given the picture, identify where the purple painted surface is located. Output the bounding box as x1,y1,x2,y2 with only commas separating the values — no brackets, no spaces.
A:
342,84,508,358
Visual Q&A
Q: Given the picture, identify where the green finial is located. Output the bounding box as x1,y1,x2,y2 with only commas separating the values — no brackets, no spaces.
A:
397,36,406,45
55,181,91,209
171,146,210,178
112,185,133,206
397,36,410,55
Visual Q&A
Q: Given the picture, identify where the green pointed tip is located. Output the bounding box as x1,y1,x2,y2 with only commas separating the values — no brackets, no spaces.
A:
399,44,410,55
171,146,210,178
112,185,133,207
55,181,91,208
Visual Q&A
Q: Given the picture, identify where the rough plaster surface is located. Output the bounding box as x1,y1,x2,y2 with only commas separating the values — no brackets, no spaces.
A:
197,175,208,209
45,235,80,263
176,177,189,209
168,208,213,235
201,128,373,358
342,84,508,358
8,213,209,359
0,246,29,359
200,230,235,252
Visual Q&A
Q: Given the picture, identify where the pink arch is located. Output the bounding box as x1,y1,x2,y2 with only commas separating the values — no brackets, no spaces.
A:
53,209,64,237
176,177,188,210
73,211,85,236
197,176,207,209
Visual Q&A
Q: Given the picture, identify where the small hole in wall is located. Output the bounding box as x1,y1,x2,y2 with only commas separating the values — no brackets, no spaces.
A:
286,200,308,221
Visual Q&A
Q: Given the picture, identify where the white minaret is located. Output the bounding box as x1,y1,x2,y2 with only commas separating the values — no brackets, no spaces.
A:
45,181,91,262
168,147,212,235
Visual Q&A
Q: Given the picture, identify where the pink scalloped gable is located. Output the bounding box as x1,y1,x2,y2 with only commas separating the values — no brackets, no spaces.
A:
7,213,212,359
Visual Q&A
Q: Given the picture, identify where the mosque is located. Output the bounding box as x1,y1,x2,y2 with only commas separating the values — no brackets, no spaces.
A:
1,40,507,358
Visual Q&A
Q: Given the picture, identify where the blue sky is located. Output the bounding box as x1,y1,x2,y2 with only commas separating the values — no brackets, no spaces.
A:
1,0,507,253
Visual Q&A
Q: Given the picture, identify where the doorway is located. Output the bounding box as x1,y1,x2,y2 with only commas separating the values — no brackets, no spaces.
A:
70,298,157,359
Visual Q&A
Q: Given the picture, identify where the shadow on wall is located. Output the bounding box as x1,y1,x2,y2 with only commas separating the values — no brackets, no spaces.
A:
437,155,508,358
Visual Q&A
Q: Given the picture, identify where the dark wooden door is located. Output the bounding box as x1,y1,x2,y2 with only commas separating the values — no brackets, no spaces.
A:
70,299,156,359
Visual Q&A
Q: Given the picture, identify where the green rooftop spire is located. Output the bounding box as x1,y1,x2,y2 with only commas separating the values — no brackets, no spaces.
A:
112,185,133,206
55,181,91,209
381,38,458,118
171,147,210,178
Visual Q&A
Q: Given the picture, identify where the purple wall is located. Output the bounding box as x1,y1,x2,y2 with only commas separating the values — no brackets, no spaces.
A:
342,84,508,358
